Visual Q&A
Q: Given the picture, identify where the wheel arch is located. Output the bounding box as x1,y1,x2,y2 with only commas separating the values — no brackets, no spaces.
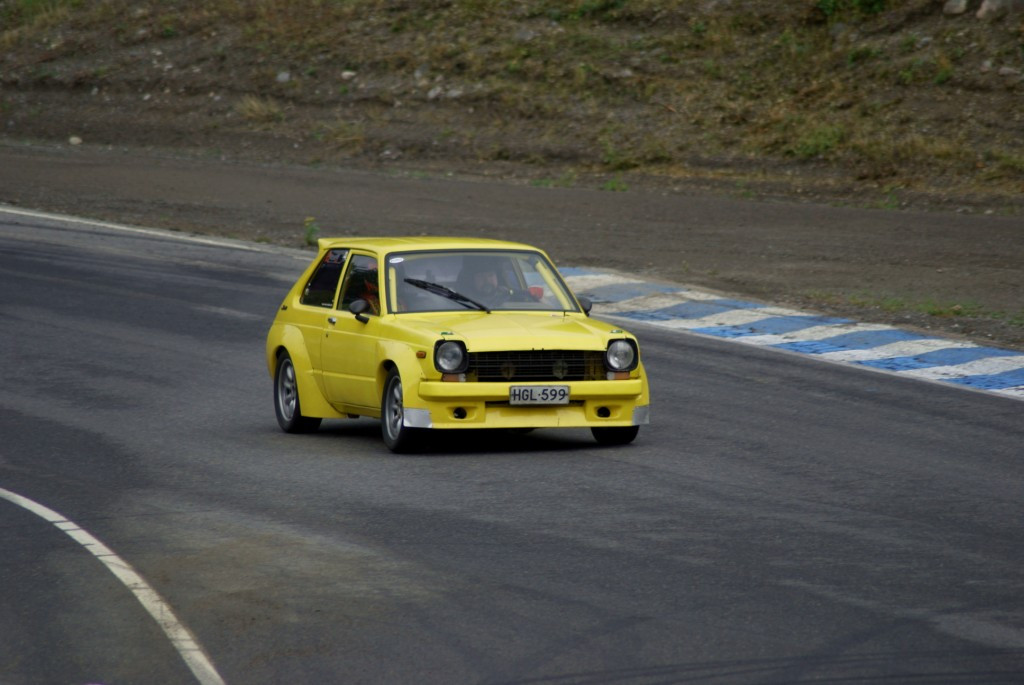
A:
374,341,428,410
269,326,345,420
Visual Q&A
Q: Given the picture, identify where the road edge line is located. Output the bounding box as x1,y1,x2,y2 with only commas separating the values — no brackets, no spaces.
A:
0,486,226,685
0,203,284,255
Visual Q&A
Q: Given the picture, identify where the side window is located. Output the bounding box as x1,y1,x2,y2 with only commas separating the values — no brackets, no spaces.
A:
339,254,380,315
300,249,348,307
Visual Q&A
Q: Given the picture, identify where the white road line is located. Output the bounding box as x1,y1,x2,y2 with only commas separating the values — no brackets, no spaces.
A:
736,322,894,346
900,355,1024,380
0,203,278,255
817,338,979,362
588,291,721,314
193,304,264,321
563,273,646,289
0,486,226,685
635,306,811,330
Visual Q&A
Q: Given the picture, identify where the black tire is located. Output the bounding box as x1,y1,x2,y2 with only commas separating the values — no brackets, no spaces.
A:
381,368,420,452
274,351,322,434
591,425,639,446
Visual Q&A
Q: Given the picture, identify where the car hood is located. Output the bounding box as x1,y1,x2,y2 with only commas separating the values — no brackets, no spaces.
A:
396,312,624,352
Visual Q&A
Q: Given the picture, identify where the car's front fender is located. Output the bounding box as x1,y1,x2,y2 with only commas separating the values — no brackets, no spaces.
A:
374,338,435,410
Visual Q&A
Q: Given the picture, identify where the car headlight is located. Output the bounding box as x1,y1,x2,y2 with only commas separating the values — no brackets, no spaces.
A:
434,340,468,374
604,339,638,372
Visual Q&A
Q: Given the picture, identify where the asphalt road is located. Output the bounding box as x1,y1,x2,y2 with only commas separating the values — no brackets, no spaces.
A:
1,212,1022,684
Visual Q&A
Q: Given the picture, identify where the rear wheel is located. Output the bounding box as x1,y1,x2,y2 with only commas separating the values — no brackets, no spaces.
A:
591,425,639,446
381,368,420,453
274,351,322,433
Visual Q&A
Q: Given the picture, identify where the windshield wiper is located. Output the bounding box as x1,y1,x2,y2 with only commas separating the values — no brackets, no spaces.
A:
404,278,490,313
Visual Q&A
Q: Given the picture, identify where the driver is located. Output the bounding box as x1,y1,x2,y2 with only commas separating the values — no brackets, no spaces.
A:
471,268,499,298
459,259,512,306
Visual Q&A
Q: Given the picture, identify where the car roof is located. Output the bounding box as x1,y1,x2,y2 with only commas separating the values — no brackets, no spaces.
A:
317,236,541,253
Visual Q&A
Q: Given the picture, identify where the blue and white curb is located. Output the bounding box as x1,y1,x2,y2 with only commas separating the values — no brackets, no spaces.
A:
562,268,1024,401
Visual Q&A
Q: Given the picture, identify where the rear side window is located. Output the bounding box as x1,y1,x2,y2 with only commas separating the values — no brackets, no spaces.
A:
300,248,348,307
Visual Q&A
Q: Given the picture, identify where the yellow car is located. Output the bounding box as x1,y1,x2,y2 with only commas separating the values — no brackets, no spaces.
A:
266,237,650,452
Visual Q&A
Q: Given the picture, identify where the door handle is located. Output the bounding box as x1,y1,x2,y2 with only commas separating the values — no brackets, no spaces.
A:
327,317,337,325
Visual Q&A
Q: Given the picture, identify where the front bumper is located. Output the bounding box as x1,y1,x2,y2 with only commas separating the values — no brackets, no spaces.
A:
406,379,649,429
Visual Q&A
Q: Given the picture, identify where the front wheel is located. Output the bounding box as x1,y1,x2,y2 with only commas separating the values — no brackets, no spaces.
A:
274,351,322,434
591,425,639,446
381,368,421,453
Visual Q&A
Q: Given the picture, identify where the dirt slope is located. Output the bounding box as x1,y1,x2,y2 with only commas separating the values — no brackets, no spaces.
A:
2,0,1022,208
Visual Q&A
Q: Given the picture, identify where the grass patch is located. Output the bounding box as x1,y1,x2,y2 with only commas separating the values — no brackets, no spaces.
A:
843,293,1014,323
315,119,366,152
790,124,846,160
804,290,1024,336
303,216,320,246
0,0,78,47
2,0,80,23
984,151,1024,179
600,137,640,171
600,175,628,191
816,0,887,19
531,171,578,188
235,96,284,124
848,130,974,180
848,45,882,65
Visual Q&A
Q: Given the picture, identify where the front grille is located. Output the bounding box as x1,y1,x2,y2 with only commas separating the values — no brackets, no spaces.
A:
469,350,604,382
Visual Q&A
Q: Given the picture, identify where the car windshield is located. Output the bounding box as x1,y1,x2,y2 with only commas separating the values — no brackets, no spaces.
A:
384,250,580,314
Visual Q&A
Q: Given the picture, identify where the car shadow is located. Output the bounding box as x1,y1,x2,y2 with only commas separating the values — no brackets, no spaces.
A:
312,420,606,456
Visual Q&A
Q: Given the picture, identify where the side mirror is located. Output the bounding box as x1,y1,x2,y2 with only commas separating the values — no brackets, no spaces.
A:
349,298,370,323
577,296,593,316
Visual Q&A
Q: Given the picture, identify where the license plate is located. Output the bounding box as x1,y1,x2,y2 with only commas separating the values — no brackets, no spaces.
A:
509,385,569,405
